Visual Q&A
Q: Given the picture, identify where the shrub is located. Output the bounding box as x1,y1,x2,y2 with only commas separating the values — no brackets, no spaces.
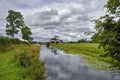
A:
19,52,31,67
14,44,46,80
14,48,32,67
29,61,46,80
0,36,28,52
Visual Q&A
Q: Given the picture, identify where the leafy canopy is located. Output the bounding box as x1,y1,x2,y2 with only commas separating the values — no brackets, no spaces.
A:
6,10,24,38
93,0,120,69
21,26,33,42
6,10,33,42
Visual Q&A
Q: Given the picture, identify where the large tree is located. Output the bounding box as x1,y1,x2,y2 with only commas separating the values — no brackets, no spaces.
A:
6,10,24,38
6,10,33,42
93,0,120,69
21,26,33,42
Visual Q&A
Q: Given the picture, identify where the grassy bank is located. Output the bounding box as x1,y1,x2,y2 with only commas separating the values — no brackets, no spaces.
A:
0,44,46,80
51,43,111,70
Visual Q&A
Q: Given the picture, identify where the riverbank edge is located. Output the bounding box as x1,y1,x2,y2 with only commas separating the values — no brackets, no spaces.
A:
51,43,111,71
0,44,46,80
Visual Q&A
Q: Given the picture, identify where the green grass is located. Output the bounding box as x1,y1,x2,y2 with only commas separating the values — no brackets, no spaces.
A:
51,43,112,70
0,49,31,80
51,43,103,56
0,44,46,80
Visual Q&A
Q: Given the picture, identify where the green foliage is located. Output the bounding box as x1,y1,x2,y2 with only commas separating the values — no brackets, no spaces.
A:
6,10,33,42
91,33,101,43
19,53,31,67
0,36,45,80
51,43,104,59
21,26,33,42
93,0,120,69
14,44,46,80
6,10,24,38
0,47,31,80
51,37,58,42
29,61,46,80
50,36,60,43
14,49,32,67
105,0,120,15
0,36,27,52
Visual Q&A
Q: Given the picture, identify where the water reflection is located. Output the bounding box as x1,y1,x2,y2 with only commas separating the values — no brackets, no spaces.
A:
40,45,120,80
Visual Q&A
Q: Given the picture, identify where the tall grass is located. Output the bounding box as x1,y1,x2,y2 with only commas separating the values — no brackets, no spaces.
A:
14,44,46,80
0,36,46,80
0,36,27,52
0,46,31,80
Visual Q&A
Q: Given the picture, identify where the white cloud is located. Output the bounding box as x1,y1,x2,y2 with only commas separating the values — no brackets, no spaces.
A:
0,0,107,42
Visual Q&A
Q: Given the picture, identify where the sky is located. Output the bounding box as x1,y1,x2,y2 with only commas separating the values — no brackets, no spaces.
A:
0,0,107,42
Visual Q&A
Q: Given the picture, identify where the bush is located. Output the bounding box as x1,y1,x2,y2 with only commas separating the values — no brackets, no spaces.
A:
14,48,32,67
0,36,28,52
14,44,46,80
29,61,46,80
19,53,31,67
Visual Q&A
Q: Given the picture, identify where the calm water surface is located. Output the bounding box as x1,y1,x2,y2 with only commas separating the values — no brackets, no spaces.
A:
40,45,120,80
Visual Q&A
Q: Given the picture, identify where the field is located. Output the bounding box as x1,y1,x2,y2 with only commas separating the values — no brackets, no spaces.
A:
51,43,111,71
0,44,46,80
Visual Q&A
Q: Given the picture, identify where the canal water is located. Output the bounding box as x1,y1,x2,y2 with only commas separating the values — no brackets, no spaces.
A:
40,45,120,80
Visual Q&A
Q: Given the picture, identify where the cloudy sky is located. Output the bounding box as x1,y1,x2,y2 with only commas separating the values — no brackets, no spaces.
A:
0,0,107,42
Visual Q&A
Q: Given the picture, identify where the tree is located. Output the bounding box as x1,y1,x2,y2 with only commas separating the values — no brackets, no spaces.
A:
105,0,120,15
91,33,100,43
50,36,60,43
93,0,120,69
6,10,24,38
21,26,33,42
6,10,33,42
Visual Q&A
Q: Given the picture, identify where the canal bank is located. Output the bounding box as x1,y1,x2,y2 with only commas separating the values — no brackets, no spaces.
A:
40,45,120,80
